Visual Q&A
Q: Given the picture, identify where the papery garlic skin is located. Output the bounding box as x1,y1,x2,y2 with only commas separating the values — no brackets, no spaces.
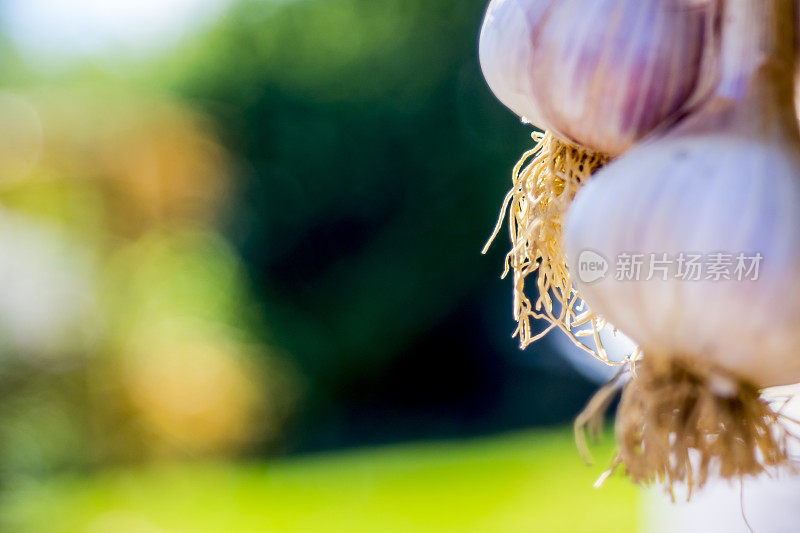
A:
478,0,553,124
479,0,717,155
564,135,800,387
529,0,712,154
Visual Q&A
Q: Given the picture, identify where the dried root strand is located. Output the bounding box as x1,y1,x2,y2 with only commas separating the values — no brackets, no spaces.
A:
484,131,611,360
578,357,799,498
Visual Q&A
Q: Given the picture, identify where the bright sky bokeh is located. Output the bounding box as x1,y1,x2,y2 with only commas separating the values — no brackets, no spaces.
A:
1,0,231,62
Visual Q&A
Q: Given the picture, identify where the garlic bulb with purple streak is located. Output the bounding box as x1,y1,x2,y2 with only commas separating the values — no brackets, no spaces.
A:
479,0,720,155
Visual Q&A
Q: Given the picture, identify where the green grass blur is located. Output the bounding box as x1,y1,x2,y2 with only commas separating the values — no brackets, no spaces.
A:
1,428,637,533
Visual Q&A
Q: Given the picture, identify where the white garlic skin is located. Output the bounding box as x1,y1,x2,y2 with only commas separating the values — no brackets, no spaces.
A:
478,0,716,155
564,136,800,387
478,0,553,124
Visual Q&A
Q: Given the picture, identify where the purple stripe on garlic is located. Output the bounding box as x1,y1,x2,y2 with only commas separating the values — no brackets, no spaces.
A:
478,0,721,155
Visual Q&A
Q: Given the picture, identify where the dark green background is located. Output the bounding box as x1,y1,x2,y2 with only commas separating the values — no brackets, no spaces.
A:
166,0,597,453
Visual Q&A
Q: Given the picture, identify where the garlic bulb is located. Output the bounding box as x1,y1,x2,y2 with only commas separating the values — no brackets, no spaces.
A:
568,138,800,386
479,0,719,155
564,0,800,487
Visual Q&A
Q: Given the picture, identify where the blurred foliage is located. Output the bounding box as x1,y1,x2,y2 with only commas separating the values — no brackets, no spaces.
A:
0,88,230,238
0,87,294,477
0,428,638,533
0,0,600,484
161,0,537,431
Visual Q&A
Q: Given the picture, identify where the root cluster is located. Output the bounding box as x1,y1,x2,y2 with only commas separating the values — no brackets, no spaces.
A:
579,358,798,497
484,131,609,359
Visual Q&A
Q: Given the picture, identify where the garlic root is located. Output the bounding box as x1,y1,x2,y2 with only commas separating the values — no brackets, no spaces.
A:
580,358,799,497
483,131,611,359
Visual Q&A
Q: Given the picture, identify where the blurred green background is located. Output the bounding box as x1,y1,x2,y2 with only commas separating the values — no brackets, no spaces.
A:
0,0,637,531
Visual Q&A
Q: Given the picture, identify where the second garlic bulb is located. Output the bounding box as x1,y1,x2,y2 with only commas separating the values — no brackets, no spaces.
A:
564,135,800,387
